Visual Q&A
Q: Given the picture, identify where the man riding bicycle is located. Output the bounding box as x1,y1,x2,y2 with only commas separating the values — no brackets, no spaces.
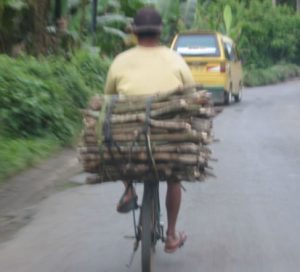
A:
104,7,194,253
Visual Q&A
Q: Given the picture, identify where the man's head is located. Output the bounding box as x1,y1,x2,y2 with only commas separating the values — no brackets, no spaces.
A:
132,7,163,45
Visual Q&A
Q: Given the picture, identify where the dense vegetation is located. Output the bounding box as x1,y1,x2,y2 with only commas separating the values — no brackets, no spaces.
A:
244,64,300,86
0,136,60,182
195,0,300,67
1,0,299,66
0,51,110,141
0,0,299,180
0,50,110,181
194,0,300,85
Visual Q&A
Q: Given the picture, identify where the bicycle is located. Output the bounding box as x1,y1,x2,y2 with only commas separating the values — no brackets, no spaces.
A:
116,97,163,272
127,179,165,272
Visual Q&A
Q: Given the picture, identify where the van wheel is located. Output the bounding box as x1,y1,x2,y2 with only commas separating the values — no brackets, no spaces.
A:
233,92,242,102
224,90,232,105
234,84,242,103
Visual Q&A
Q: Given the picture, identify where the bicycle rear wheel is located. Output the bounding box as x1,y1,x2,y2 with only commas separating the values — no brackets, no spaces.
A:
141,182,155,272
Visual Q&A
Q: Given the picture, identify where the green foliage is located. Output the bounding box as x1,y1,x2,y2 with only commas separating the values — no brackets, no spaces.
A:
120,0,144,17
95,12,132,55
0,51,110,142
0,135,60,182
181,0,197,29
239,1,300,67
71,49,111,92
0,0,27,10
0,56,76,141
137,0,198,43
195,0,300,68
0,49,111,181
192,0,244,43
0,0,31,53
90,0,199,54
68,0,135,56
243,64,300,86
157,0,181,43
223,5,232,36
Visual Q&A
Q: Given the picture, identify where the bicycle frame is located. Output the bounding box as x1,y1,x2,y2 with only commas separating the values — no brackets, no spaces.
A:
129,180,165,272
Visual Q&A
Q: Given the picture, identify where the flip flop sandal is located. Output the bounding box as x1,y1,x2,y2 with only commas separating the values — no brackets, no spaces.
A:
164,232,187,254
117,184,138,214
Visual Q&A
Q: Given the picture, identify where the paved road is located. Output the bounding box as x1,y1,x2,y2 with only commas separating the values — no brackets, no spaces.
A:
0,80,300,272
0,149,79,243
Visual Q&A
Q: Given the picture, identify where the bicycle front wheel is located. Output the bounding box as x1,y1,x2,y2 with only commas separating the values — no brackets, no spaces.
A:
141,182,155,272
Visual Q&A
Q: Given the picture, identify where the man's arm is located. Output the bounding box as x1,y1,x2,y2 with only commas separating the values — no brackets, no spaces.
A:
104,66,117,95
178,57,195,85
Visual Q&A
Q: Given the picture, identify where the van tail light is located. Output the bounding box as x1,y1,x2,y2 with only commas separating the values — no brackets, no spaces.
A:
207,62,226,73
207,65,220,72
220,62,226,73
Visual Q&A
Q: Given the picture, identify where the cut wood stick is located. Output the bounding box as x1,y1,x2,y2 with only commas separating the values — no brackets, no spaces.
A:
83,111,194,131
87,84,207,110
112,127,169,135
80,152,207,166
88,95,102,111
185,106,215,118
112,84,201,104
191,118,213,132
82,165,207,183
78,143,211,156
150,99,188,116
83,116,97,129
83,136,98,145
84,125,193,139
109,98,187,114
83,129,98,137
90,90,210,113
169,92,211,104
83,161,208,172
108,119,192,132
111,131,210,144
150,119,192,131
86,85,198,112
118,93,211,113
82,104,213,124
83,131,211,144
106,99,188,123
83,162,205,175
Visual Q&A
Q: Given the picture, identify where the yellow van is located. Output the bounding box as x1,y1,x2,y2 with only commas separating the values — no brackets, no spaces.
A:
171,31,243,104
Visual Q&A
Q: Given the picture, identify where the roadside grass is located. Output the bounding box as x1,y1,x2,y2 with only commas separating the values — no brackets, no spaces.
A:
0,136,61,183
244,64,300,87
0,51,110,184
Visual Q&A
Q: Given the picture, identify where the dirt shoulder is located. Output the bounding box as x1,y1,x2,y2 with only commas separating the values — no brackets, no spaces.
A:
0,148,82,243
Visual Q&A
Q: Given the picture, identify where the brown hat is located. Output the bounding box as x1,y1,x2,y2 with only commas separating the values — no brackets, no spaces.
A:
132,7,163,33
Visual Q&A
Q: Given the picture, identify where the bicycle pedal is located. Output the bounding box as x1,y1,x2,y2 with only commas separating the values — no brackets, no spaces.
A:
124,235,136,240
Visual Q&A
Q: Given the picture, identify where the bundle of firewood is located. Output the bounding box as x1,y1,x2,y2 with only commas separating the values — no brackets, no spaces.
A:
78,86,216,183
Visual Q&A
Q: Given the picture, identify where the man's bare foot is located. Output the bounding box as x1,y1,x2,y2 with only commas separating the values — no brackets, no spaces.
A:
164,232,187,253
116,185,138,213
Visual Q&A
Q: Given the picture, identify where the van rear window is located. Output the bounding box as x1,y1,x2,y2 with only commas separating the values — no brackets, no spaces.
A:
174,34,220,57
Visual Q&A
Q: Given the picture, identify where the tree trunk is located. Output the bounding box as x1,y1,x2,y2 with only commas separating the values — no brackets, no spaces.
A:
32,0,51,55
54,0,62,20
91,0,98,44
80,0,90,38
92,0,98,32
272,0,276,7
297,0,300,12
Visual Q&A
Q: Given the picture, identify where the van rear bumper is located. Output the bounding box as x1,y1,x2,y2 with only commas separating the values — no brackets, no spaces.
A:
204,86,225,104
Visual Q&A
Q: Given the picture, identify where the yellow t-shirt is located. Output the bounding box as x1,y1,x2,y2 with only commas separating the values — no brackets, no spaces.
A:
104,45,194,96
